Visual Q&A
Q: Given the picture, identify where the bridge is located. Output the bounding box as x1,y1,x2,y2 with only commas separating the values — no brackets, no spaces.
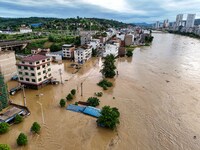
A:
0,40,29,51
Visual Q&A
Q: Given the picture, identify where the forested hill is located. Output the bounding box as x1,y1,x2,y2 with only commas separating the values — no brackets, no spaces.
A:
0,17,134,31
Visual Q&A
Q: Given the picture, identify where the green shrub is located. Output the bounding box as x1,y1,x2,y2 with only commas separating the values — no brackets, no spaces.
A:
97,106,120,129
0,122,9,134
14,114,23,124
75,102,78,105
95,92,103,97
0,144,10,150
97,79,112,90
87,97,100,107
31,122,41,134
66,93,73,101
59,99,66,107
71,89,76,95
126,49,133,57
17,133,28,146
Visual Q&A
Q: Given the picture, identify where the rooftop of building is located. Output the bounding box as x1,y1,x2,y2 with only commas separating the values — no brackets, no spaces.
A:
62,44,74,47
0,50,15,55
21,54,49,62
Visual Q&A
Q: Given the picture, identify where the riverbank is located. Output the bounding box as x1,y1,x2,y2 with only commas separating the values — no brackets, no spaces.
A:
168,30,200,39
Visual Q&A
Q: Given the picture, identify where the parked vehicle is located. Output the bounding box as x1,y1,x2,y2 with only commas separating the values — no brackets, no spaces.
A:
11,75,18,81
9,85,22,95
50,78,60,85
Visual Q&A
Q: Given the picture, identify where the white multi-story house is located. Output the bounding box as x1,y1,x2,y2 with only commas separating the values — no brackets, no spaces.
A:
16,54,52,89
74,45,92,64
19,26,32,33
103,42,119,58
89,39,100,50
62,44,75,59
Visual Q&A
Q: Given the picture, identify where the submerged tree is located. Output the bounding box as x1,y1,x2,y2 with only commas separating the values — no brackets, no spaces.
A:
0,122,9,134
0,144,10,150
100,54,116,78
31,122,41,134
97,106,120,129
17,133,28,146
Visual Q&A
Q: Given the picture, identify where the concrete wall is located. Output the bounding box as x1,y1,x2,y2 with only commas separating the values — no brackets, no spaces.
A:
0,51,17,82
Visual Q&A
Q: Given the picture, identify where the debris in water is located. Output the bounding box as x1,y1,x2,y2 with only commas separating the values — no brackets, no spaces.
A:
193,136,196,139
166,80,170,83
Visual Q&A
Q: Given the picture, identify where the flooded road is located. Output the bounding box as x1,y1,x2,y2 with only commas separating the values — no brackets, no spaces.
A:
1,33,200,150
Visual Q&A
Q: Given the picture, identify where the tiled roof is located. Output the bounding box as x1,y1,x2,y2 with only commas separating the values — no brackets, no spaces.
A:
22,54,49,62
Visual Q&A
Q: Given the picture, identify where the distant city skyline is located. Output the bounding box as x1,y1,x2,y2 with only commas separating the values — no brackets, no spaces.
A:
0,0,200,23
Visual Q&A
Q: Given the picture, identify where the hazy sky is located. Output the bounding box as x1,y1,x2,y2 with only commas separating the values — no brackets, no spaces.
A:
0,0,199,23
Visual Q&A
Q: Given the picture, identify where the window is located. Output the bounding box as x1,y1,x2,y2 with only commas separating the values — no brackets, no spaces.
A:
19,72,22,75
32,79,36,82
29,62,32,65
30,67,34,71
18,66,21,69
38,72,41,76
22,61,25,64
20,77,23,80
47,58,50,61
48,74,51,77
47,63,50,66
44,76,47,79
26,78,30,81
42,65,45,68
36,61,40,64
43,70,46,74
25,72,29,76
48,68,51,72
42,60,45,62
37,66,40,70
24,66,28,70
31,73,35,76
38,78,42,82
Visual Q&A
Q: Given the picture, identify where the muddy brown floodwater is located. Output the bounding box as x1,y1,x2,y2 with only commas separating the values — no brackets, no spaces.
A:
1,33,200,150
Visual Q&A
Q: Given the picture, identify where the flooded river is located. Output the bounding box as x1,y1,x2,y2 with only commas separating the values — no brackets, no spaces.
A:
1,33,200,150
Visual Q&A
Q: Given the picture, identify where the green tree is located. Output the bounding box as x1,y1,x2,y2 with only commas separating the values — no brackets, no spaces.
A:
17,133,28,146
14,114,23,124
87,97,100,107
92,48,98,57
97,106,120,129
66,93,73,101
0,122,9,134
59,99,66,107
100,54,116,78
71,89,76,95
0,144,10,150
31,122,41,134
50,44,61,52
126,50,133,57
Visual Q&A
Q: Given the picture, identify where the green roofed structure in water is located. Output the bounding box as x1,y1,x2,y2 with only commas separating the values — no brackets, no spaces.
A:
0,73,9,111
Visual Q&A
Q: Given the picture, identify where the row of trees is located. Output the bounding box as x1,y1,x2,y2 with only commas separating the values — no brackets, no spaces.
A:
60,89,77,107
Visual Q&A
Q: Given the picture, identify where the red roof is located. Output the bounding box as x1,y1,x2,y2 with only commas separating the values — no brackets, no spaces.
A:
22,54,49,62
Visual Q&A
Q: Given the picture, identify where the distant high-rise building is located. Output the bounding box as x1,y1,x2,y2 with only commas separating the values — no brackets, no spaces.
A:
155,21,160,29
186,14,196,28
163,19,169,28
175,14,183,27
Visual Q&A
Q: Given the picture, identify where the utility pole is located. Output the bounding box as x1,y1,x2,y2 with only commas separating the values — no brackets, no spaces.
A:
81,82,83,96
59,69,63,84
21,85,27,107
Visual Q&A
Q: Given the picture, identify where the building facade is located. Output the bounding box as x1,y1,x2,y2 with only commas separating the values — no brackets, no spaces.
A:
62,44,75,59
175,14,183,29
0,51,17,82
16,55,52,89
186,14,196,28
74,45,92,64
103,43,119,58
19,26,32,33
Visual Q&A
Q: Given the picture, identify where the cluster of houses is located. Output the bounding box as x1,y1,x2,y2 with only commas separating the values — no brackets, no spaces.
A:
0,26,150,90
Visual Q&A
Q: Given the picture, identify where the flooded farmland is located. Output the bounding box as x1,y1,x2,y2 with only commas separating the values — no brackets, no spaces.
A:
1,33,200,150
